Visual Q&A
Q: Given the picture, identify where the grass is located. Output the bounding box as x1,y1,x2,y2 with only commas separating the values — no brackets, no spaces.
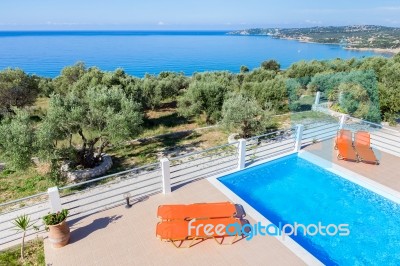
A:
139,101,200,138
276,111,337,128
0,238,45,266
108,127,228,172
0,168,56,203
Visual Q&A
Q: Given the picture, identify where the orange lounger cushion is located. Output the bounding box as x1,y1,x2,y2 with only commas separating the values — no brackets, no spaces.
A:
355,145,379,165
335,129,352,147
157,202,239,221
337,138,358,162
156,218,248,247
354,131,379,165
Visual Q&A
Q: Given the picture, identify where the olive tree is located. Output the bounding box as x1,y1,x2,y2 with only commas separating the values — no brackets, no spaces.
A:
221,94,275,138
0,68,38,113
178,80,231,124
261,60,280,72
0,109,34,170
38,86,143,168
379,62,400,123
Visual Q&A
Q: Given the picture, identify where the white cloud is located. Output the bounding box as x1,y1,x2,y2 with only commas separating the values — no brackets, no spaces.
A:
384,18,400,25
305,19,322,25
157,21,165,26
44,21,93,26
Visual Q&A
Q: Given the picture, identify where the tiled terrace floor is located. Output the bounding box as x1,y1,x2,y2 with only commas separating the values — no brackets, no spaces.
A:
45,139,400,266
44,179,306,266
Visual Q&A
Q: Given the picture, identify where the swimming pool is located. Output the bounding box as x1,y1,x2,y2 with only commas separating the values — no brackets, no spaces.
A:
218,154,400,265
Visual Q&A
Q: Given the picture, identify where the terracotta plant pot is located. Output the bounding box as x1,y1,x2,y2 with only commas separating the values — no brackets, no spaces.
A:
48,220,70,248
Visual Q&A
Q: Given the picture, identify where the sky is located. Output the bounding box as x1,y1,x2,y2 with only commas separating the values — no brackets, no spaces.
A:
1,0,400,30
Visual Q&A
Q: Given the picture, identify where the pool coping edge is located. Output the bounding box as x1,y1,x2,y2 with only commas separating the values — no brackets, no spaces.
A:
207,151,323,266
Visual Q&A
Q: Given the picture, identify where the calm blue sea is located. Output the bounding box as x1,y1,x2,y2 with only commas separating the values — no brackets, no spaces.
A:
0,31,382,78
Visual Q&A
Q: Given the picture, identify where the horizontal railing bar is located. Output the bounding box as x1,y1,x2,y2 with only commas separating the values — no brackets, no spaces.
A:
246,140,294,151
246,135,295,148
370,137,400,148
68,189,162,220
304,122,338,130
170,142,238,161
59,163,160,191
61,178,162,205
247,143,295,159
170,149,237,167
171,164,237,186
246,141,295,155
370,129,400,139
246,148,294,163
246,145,294,158
0,214,47,233
347,116,399,133
302,131,337,142
303,123,339,133
246,128,295,142
0,199,49,216
65,183,161,213
0,229,46,248
303,125,339,135
0,192,47,208
303,126,338,136
371,143,400,155
67,189,162,219
60,173,161,198
0,207,48,226
171,160,238,181
170,153,238,174
302,129,338,139
171,161,237,184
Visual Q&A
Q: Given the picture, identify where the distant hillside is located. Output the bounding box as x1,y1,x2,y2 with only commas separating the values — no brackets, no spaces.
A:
228,25,400,52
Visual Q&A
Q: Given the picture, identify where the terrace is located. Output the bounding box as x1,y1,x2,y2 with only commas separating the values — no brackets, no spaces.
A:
1,111,399,265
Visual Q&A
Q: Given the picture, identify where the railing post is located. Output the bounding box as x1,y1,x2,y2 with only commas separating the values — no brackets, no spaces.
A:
314,91,321,105
294,124,304,152
47,187,62,213
237,139,246,170
339,114,347,129
160,158,171,194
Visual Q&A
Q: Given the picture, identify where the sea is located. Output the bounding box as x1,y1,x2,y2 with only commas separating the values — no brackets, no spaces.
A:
0,31,383,78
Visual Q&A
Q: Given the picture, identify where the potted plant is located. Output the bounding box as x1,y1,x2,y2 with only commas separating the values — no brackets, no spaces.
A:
42,209,70,248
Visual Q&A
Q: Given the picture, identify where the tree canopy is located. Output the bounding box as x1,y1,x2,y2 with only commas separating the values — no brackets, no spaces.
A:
0,68,38,113
0,109,34,170
38,86,143,168
221,93,275,138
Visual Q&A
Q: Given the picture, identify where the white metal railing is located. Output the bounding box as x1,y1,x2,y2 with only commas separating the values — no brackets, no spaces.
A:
312,92,400,156
168,142,239,187
301,119,340,146
245,128,296,165
59,163,162,221
0,193,49,249
343,116,400,157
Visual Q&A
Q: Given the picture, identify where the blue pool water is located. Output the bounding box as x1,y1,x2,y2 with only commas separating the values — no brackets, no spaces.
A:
218,154,400,265
0,31,380,77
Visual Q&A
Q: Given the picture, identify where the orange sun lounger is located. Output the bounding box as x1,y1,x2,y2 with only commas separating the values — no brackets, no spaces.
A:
354,131,379,165
156,217,249,248
157,202,241,221
336,129,358,162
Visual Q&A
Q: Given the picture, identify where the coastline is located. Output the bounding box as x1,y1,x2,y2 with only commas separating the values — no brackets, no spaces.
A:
344,47,400,55
274,36,399,55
